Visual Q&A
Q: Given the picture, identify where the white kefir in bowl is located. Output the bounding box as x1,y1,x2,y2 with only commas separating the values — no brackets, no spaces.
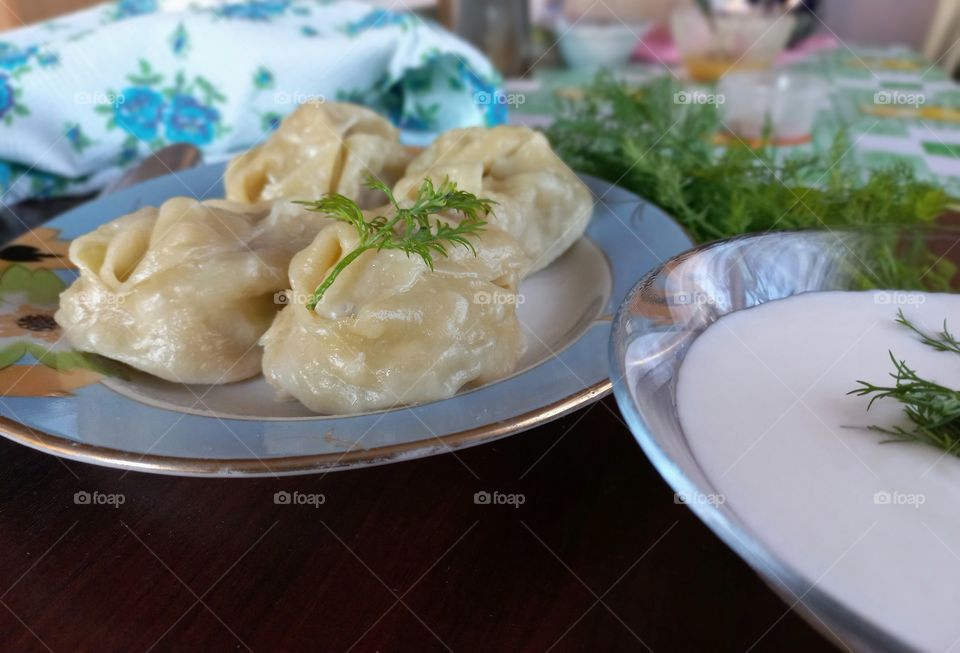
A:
676,290,960,651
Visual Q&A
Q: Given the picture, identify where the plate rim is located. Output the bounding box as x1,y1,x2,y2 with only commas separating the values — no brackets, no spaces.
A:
0,381,610,477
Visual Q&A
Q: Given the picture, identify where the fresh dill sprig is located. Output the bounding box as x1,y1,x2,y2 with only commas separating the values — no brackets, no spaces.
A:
295,176,492,310
849,313,960,455
894,308,960,355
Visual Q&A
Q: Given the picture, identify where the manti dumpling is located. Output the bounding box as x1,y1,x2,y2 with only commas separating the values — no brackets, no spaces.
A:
225,102,412,208
55,197,332,384
260,220,530,413
393,126,593,275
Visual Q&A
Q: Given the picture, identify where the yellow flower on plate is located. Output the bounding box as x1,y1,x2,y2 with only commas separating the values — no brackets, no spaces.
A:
0,304,60,345
0,264,120,397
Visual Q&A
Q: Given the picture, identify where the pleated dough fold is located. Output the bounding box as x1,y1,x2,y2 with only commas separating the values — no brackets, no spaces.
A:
225,102,412,207
393,125,593,275
260,218,530,413
55,197,332,384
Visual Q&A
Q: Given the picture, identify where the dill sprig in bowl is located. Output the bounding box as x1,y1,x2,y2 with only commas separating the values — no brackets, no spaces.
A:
850,309,960,455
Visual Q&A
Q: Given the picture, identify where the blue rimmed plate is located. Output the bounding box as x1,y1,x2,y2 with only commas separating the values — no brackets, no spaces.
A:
0,165,691,476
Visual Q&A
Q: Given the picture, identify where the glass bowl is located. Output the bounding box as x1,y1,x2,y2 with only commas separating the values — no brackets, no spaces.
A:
670,5,796,82
554,18,651,70
718,70,824,143
609,227,960,652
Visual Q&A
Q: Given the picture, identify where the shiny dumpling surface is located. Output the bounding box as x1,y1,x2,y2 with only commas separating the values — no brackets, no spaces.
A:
55,197,332,384
393,125,593,275
225,102,411,207
260,219,530,414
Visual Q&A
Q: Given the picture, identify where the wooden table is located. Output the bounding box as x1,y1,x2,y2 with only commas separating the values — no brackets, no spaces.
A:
0,393,834,652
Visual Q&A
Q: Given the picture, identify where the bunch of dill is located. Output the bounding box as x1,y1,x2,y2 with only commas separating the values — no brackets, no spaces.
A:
546,74,954,288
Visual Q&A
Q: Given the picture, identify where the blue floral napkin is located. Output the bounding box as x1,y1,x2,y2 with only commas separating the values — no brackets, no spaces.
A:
0,0,506,203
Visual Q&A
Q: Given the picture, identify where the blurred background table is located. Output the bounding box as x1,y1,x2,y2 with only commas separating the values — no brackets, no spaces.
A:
510,45,960,196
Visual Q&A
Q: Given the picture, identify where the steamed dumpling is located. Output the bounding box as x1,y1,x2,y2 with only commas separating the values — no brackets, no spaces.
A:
393,126,593,275
225,102,411,207
260,219,530,414
55,197,332,384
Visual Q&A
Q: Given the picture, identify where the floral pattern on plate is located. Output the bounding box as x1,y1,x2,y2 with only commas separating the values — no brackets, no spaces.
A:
0,231,119,397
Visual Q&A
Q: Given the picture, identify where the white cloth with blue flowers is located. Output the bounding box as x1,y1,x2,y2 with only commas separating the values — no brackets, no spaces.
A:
0,0,505,204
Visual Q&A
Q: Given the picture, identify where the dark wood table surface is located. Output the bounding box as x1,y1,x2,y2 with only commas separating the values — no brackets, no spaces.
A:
0,201,836,653
0,396,834,653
